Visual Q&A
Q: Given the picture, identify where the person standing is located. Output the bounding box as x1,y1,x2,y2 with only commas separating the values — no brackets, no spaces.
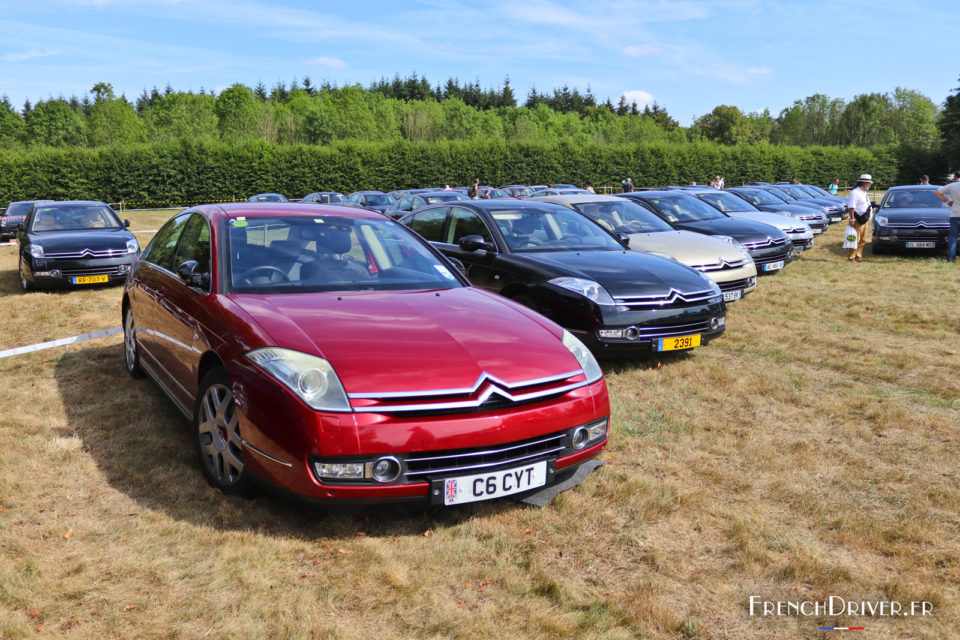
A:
846,173,873,263
468,178,480,199
828,178,840,196
920,175,930,185
935,172,960,262
622,178,634,193
718,176,725,189
584,182,595,194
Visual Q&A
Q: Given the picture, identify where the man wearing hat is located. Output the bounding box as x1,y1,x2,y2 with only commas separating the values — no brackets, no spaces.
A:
846,173,874,262
934,172,960,262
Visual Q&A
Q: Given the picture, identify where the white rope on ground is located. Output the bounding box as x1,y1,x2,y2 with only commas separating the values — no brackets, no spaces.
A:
0,327,122,359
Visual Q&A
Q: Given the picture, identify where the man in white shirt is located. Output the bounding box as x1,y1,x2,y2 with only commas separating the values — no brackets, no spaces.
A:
846,173,874,262
935,172,960,262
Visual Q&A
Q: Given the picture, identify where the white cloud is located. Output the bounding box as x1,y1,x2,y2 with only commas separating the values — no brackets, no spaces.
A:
621,44,665,57
306,56,347,69
746,66,772,75
620,90,655,108
1,49,58,62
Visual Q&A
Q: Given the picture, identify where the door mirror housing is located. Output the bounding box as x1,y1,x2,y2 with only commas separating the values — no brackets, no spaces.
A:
458,234,492,252
447,257,467,274
124,219,131,228
617,233,630,247
177,260,210,289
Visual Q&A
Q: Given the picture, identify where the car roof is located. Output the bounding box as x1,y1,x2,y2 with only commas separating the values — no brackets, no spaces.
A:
36,200,111,207
533,194,625,205
885,184,942,191
203,202,387,221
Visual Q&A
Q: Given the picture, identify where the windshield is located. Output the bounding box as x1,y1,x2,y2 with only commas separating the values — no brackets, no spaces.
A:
573,200,674,233
226,215,463,293
361,194,395,206
505,187,533,197
637,194,726,223
695,191,758,213
5,202,35,217
30,205,121,232
731,189,782,206
801,185,833,198
489,207,624,252
881,189,948,209
249,194,288,202
775,186,809,200
761,188,793,203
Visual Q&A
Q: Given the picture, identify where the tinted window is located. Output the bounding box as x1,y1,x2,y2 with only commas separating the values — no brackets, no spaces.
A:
143,213,191,271
5,202,33,217
696,191,758,212
408,208,447,242
731,189,782,206
490,206,622,252
446,208,492,244
638,194,726,223
174,214,212,288
881,189,947,209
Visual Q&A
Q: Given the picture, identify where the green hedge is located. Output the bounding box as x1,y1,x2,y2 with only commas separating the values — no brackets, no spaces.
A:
0,139,907,205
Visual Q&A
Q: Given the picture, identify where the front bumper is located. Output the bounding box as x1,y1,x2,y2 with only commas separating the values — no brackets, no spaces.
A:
576,300,726,354
747,245,792,275
23,254,137,287
873,227,948,249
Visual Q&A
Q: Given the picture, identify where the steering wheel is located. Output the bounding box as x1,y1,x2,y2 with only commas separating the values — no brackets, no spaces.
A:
241,266,290,285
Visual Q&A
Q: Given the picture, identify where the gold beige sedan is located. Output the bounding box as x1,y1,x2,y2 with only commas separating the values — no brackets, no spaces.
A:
537,194,758,302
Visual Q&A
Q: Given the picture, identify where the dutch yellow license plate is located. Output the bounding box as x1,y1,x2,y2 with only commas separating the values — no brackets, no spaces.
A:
657,334,701,351
73,275,109,285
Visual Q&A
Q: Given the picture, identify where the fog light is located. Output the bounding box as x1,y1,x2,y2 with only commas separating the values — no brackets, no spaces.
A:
599,329,623,339
314,462,364,480
571,427,589,450
585,418,608,443
118,264,130,274
51,269,61,278
624,326,640,340
368,456,401,483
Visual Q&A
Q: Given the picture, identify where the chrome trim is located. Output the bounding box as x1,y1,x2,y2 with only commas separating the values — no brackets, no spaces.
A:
741,236,789,249
240,439,293,467
405,447,567,477
347,369,583,399
351,380,588,413
689,257,751,272
45,247,129,259
614,287,717,307
408,433,566,464
886,221,949,229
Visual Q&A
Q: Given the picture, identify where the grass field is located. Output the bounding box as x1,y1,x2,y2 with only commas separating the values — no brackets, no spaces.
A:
1,210,958,639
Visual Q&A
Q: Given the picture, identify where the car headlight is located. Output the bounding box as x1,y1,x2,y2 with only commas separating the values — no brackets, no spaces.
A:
549,277,615,305
28,244,44,259
875,215,888,227
561,330,603,383
715,235,751,258
126,238,140,254
246,348,351,412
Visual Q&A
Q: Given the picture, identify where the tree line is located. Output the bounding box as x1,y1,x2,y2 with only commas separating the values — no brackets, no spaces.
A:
0,74,955,157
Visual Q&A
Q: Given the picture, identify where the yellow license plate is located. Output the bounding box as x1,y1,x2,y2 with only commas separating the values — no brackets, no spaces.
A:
657,334,701,351
73,275,109,285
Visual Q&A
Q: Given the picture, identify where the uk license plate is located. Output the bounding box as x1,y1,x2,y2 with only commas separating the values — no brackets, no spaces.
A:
722,290,742,302
656,334,701,352
73,275,109,284
829,216,842,223
442,460,548,506
763,261,784,272
905,242,935,248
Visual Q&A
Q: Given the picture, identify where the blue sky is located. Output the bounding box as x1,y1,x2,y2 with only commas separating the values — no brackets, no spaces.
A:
0,0,955,125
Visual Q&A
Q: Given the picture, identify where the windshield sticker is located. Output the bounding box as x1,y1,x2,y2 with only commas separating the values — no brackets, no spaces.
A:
314,218,325,223
435,265,455,279
231,218,248,228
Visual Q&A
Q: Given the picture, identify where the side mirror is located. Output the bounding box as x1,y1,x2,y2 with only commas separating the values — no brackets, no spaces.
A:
458,234,491,252
447,257,467,274
617,233,630,247
177,260,210,289
124,219,131,228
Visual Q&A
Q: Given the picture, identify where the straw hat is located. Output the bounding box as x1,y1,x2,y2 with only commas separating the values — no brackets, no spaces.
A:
857,173,873,183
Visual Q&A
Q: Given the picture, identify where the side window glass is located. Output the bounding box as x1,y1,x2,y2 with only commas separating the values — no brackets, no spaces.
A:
408,208,447,242
447,208,491,245
143,213,191,271
174,214,212,287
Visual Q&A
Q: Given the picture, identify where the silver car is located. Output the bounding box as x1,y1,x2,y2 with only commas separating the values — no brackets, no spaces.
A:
692,189,815,253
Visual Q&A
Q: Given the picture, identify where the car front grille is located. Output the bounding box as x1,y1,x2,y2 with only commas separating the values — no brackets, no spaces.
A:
347,370,588,415
688,257,752,272
886,222,949,229
740,236,789,250
718,277,754,292
614,288,719,308
752,248,791,266
404,430,571,479
45,248,129,259
58,266,124,277
629,318,715,339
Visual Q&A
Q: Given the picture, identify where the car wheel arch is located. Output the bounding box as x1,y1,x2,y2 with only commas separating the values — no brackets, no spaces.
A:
197,351,226,393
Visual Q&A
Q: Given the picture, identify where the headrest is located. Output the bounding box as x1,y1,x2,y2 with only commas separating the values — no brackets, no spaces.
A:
513,216,540,234
314,227,352,254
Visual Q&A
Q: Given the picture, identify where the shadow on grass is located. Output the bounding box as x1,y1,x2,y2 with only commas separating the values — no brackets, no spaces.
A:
53,343,529,540
599,348,697,375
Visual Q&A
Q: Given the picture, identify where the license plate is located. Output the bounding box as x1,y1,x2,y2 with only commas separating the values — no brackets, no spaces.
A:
442,460,548,506
829,216,842,222
656,334,701,351
72,275,109,284
763,260,784,272
905,242,936,248
813,228,823,235
722,290,742,302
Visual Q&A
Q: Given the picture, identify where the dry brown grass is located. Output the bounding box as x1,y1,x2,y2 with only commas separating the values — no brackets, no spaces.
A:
2,213,959,639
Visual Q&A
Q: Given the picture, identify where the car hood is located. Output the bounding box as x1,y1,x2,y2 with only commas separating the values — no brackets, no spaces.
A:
509,249,715,297
624,230,748,264
675,218,788,243
29,228,133,251
875,208,951,225
227,287,584,395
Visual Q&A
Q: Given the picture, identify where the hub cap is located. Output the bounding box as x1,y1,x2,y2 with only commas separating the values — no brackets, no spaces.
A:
197,383,243,486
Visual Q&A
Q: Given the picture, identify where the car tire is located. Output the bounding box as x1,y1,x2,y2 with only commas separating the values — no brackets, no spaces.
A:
123,306,145,379
194,367,252,496
18,257,31,292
